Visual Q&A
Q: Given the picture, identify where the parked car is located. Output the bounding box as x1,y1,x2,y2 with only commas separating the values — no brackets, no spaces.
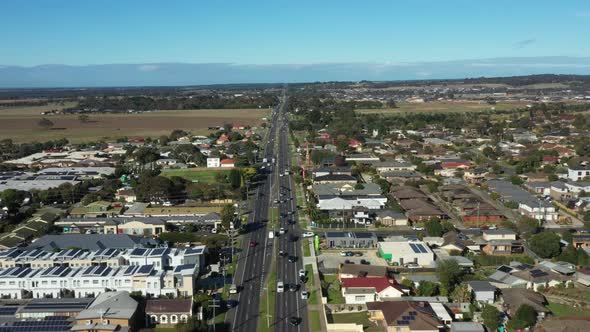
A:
412,226,424,231
300,290,309,300
360,259,370,265
406,263,420,269
298,269,306,278
225,300,237,309
339,251,348,257
229,284,238,294
277,281,284,293
302,231,315,238
354,252,363,257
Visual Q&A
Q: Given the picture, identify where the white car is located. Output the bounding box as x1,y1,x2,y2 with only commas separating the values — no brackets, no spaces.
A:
298,269,306,278
277,281,284,293
300,290,309,300
302,231,315,238
406,263,420,269
412,226,424,231
279,227,286,235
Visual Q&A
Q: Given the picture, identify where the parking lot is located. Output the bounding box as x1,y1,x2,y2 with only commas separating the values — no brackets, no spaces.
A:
317,249,385,271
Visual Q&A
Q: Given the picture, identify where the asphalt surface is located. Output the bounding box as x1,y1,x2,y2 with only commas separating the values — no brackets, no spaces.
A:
273,94,309,332
225,97,280,331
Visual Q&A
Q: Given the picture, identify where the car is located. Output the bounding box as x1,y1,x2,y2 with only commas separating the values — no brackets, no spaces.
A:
277,281,284,293
346,251,354,257
299,275,308,283
406,263,420,269
279,250,287,257
273,199,279,204
360,259,370,265
302,231,315,238
339,251,348,257
279,227,286,235
289,317,301,326
412,226,425,231
354,252,363,257
288,283,299,292
288,256,298,263
298,269,306,278
288,220,295,225
344,259,354,264
229,284,238,294
289,235,298,242
225,300,238,309
300,290,309,300
249,241,257,247
488,225,498,230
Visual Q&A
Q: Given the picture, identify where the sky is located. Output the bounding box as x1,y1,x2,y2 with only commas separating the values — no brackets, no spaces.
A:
0,1,589,86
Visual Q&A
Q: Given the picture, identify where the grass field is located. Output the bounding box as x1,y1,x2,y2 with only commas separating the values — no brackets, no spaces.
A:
356,100,529,115
327,312,380,332
322,275,345,304
161,168,230,183
303,240,311,257
259,262,277,332
304,264,318,305
547,302,590,317
309,310,322,332
0,104,268,143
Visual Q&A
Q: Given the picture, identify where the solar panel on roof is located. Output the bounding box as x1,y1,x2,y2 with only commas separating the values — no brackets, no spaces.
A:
82,266,95,275
0,307,17,315
137,265,154,275
150,248,165,256
124,265,137,275
530,269,548,277
415,243,428,253
130,248,147,256
93,265,107,276
409,243,419,253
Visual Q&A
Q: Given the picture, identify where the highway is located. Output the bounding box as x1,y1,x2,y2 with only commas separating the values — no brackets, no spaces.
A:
273,93,309,331
225,97,280,331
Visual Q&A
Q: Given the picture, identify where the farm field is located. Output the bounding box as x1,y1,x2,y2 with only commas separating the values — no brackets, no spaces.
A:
356,100,529,114
0,104,269,143
161,168,230,183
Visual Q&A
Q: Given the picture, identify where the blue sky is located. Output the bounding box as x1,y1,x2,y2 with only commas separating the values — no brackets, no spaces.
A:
1,0,589,66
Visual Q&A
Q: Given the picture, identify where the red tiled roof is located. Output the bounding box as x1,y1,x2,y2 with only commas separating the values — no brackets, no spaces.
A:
441,161,472,168
220,159,235,165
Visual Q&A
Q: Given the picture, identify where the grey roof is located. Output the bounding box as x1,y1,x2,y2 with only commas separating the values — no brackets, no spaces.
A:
467,280,496,292
376,209,407,219
438,255,474,267
486,180,551,208
313,183,382,196
325,232,377,240
76,291,138,320
483,229,516,236
313,174,357,182
451,322,485,332
27,234,156,251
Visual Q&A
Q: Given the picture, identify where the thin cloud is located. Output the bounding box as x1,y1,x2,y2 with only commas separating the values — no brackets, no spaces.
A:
575,12,590,17
512,38,536,50
138,64,159,72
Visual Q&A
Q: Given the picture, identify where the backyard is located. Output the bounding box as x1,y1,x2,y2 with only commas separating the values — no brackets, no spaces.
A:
327,312,381,332
161,168,230,183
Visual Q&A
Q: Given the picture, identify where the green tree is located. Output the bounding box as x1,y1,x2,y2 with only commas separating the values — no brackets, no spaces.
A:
170,144,205,165
482,304,502,332
220,204,236,230
425,219,444,237
436,259,463,292
176,316,208,332
507,304,537,331
450,283,472,303
517,217,539,237
228,169,242,189
417,280,439,296
529,231,561,258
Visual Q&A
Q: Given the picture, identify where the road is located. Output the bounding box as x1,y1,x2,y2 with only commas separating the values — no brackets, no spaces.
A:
273,93,309,331
225,97,280,331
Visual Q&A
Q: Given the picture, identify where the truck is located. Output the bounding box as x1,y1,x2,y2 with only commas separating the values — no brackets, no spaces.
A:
268,231,275,239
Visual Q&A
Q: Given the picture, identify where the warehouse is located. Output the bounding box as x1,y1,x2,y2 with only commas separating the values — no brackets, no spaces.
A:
378,239,435,267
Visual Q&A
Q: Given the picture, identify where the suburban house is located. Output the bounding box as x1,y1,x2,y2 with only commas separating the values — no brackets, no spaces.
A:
339,264,396,280
341,277,404,304
366,301,444,332
374,209,408,226
145,298,193,327
314,183,387,212
378,239,435,267
568,166,590,181
373,160,417,173
450,322,485,332
312,166,353,178
220,159,235,168
481,240,524,256
313,174,357,184
482,229,517,241
486,180,558,222
116,187,137,203
501,288,550,320
572,234,590,249
206,157,220,168
467,281,496,303
71,291,139,332
380,170,423,183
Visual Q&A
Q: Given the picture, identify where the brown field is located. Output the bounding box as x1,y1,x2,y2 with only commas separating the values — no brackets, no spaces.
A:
356,100,529,115
0,104,269,143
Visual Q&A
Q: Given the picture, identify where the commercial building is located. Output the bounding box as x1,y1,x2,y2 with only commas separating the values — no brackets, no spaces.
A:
378,239,435,267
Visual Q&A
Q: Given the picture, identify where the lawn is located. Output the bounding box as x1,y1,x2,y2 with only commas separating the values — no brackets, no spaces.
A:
309,310,322,332
304,264,318,305
303,240,311,257
161,168,230,183
327,312,381,332
259,264,277,332
321,275,345,304
268,207,279,227
546,302,590,317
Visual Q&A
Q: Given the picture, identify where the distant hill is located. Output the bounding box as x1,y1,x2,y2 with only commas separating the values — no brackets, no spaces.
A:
1,56,590,89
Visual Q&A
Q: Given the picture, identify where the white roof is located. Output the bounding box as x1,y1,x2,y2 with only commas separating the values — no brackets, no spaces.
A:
378,240,433,255
430,302,452,323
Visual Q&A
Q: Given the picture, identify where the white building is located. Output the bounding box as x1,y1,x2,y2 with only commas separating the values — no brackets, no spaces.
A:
568,166,590,182
206,157,220,168
377,239,435,267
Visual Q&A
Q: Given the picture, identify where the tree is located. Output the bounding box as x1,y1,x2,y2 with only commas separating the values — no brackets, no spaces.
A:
354,183,365,190
436,259,463,293
507,304,537,331
482,304,502,332
450,283,472,303
78,114,90,123
175,316,208,332
220,204,236,230
528,231,561,258
38,118,54,129
417,280,439,296
517,217,539,237
134,176,174,202
228,169,242,189
170,144,205,165
425,219,444,237
386,99,398,108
